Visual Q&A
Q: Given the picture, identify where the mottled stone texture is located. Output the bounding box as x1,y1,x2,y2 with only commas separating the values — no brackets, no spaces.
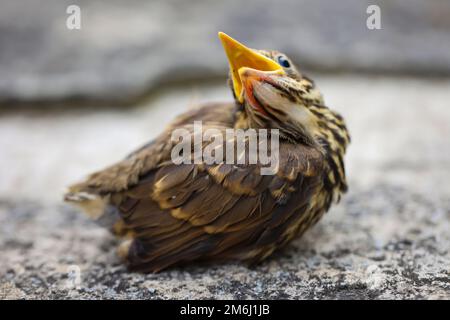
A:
0,0,450,104
0,75,449,299
1,184,449,299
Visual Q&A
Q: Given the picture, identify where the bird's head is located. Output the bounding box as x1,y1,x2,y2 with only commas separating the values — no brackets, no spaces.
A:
219,32,343,147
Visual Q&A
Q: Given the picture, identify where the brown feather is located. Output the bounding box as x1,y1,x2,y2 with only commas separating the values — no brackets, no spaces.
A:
65,55,349,272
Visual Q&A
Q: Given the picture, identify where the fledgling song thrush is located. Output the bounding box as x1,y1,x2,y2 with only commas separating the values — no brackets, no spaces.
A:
65,32,350,272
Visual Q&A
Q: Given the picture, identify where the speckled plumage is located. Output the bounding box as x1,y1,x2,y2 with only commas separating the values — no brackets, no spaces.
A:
65,37,350,272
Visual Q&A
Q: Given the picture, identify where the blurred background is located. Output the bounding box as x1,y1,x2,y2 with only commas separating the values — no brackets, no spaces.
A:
0,0,449,299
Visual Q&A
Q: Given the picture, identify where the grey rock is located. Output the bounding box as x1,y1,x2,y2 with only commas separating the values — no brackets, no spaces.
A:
0,0,449,104
0,184,449,299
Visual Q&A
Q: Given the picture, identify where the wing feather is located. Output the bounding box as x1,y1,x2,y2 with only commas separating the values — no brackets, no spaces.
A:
65,103,325,272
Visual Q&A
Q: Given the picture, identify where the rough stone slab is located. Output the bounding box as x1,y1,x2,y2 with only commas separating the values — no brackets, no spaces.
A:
1,183,449,299
0,75,449,299
1,0,450,104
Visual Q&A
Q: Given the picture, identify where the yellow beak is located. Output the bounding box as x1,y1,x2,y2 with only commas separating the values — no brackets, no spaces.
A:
218,32,285,103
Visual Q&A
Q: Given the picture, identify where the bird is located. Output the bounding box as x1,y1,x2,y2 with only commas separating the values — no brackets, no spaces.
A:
64,32,350,273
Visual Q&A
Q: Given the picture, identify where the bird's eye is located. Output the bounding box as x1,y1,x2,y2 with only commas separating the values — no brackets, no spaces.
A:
277,55,291,68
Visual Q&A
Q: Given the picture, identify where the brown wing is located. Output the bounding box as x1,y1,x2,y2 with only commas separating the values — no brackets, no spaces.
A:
110,139,323,272
65,102,325,272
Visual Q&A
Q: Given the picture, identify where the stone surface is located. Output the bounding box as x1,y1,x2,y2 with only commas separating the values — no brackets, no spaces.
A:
1,0,450,104
1,184,449,299
0,74,449,299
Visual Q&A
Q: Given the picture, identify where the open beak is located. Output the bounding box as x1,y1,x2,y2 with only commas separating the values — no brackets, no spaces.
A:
218,32,285,103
